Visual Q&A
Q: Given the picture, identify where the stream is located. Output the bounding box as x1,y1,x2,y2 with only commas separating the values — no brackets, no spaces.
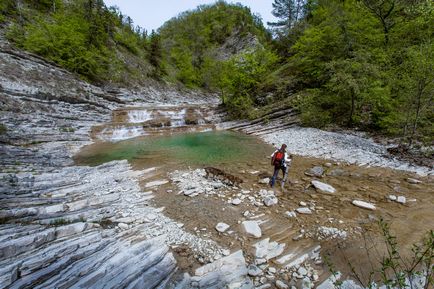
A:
74,105,434,288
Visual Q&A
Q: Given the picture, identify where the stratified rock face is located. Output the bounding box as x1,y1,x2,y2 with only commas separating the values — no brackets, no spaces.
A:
0,37,231,288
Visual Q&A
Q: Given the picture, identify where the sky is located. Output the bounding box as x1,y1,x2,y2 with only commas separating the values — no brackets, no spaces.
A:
103,0,278,32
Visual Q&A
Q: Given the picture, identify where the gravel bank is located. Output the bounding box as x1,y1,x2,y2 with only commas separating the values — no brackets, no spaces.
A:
261,126,433,176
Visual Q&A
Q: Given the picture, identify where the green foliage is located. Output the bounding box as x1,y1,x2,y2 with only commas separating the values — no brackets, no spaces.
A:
159,1,270,87
148,30,165,78
5,0,148,83
325,219,434,288
50,218,71,226
221,48,279,118
0,124,6,134
275,0,433,143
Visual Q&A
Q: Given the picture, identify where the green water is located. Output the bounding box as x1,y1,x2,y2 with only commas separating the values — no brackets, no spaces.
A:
74,130,272,168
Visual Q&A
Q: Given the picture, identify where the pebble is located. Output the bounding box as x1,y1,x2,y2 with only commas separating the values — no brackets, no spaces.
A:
285,211,297,218
118,223,129,230
232,198,242,205
264,195,278,207
215,222,230,233
397,196,406,204
407,178,422,184
296,207,312,214
259,178,270,184
276,280,289,289
352,200,376,210
297,267,308,276
248,264,263,277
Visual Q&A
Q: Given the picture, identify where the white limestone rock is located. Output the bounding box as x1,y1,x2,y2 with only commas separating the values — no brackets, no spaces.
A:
407,178,422,184
216,222,230,233
389,195,397,201
397,196,406,204
296,207,313,215
298,267,308,276
352,200,376,210
311,180,336,194
241,221,262,238
305,166,324,177
263,195,278,207
285,211,297,218
248,264,263,277
232,198,242,205
259,178,270,184
276,280,289,289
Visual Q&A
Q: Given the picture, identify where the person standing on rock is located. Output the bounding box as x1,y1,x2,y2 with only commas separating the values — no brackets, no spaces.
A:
269,144,291,188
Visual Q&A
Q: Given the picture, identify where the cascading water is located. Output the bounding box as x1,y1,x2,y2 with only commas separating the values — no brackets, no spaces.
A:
95,106,216,142
157,108,187,127
128,110,152,123
98,126,146,142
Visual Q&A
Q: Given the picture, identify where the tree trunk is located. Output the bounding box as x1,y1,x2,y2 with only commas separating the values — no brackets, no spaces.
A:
410,80,425,145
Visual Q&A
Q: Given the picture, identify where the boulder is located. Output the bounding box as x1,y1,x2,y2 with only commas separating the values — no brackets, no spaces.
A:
311,180,336,194
305,166,324,177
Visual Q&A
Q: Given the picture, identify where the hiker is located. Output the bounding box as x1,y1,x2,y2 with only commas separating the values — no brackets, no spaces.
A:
269,144,291,188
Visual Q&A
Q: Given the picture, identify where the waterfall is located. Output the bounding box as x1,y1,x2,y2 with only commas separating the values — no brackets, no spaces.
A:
98,126,145,142
158,108,187,127
128,110,152,123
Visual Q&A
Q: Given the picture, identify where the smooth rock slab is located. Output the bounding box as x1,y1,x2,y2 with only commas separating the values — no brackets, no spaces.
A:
215,222,230,233
352,200,376,210
241,221,262,238
311,180,336,194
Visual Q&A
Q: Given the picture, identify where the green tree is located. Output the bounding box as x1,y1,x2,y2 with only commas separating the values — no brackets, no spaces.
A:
148,30,164,78
268,0,307,34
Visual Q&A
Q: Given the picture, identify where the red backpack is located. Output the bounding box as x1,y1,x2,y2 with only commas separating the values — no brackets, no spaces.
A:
273,150,285,166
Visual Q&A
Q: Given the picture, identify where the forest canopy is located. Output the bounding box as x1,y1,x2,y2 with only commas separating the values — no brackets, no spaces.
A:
1,0,432,144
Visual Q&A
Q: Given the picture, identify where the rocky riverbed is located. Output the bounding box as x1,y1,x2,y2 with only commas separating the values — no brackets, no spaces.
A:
1,35,433,289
